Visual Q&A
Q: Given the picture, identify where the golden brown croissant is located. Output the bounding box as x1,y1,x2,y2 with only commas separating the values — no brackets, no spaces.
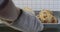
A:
37,9,58,23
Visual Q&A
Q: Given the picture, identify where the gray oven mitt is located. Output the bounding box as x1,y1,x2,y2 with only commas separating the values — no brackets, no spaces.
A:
2,10,44,32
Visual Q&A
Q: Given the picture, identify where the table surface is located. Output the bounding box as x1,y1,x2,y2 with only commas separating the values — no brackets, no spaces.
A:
0,24,60,32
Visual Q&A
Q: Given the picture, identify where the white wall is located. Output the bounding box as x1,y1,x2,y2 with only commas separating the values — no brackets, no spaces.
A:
13,0,60,11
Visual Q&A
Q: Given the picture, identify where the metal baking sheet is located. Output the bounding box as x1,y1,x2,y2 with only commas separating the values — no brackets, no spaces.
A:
35,11,60,24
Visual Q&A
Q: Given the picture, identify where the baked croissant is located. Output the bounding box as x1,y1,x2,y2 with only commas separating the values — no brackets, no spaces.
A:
37,10,58,23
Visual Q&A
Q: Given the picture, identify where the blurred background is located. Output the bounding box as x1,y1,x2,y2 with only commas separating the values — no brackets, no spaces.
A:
12,0,60,11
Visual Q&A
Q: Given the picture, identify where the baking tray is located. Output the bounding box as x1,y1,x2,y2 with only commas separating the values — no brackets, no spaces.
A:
35,11,60,32
35,11,60,24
